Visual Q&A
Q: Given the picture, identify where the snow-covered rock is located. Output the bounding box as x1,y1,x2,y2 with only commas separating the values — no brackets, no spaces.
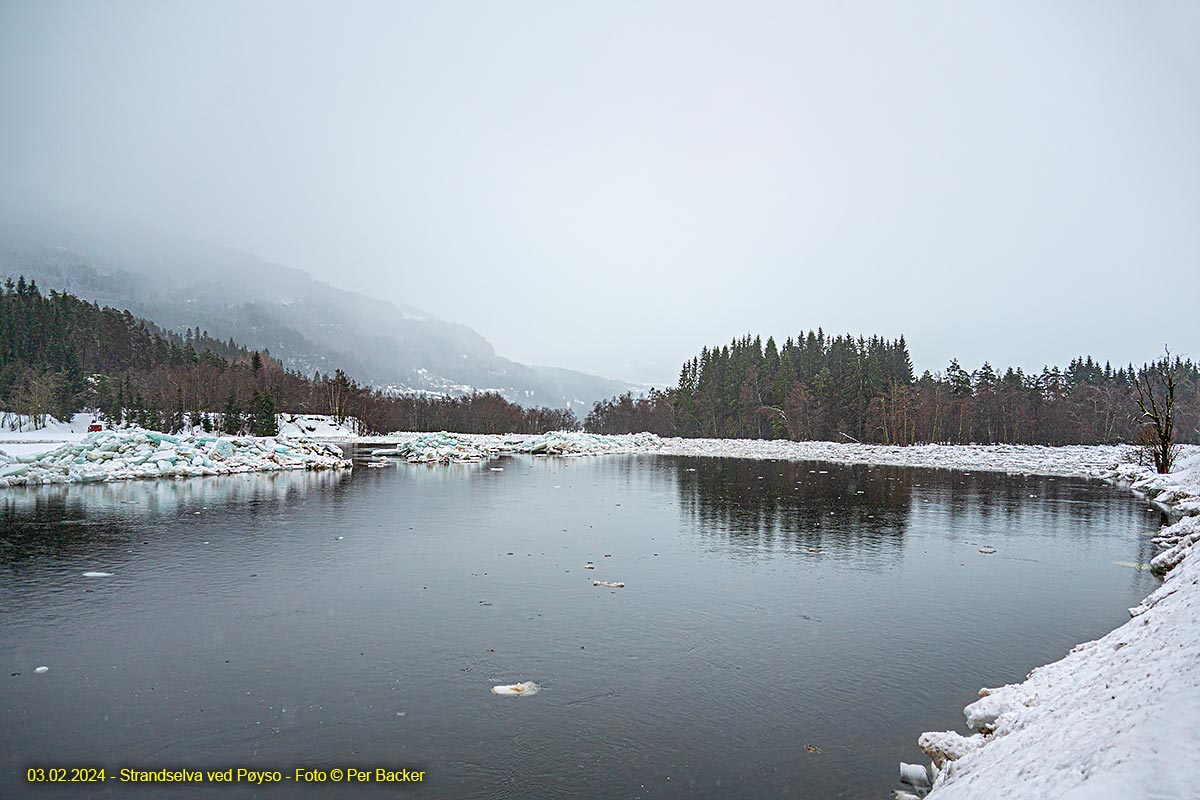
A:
0,430,350,487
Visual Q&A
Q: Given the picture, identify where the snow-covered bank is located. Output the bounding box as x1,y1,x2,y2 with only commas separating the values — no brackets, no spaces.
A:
360,428,1200,480
909,451,1200,800
0,430,351,487
364,430,665,463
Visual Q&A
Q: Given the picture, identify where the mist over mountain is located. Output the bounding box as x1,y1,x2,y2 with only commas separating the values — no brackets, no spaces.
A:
0,187,632,409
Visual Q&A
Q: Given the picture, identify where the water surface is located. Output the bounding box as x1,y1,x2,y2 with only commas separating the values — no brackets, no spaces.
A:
0,451,1161,798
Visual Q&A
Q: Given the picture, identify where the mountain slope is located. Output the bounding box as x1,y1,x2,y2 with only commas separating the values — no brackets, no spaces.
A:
0,186,630,409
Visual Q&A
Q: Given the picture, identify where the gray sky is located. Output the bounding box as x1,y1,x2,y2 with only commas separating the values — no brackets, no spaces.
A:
1,0,1196,385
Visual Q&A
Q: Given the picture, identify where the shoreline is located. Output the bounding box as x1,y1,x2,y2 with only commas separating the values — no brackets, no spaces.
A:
900,454,1200,800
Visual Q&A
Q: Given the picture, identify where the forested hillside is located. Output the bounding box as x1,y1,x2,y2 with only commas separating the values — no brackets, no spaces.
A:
0,278,578,435
0,186,632,409
585,331,1200,446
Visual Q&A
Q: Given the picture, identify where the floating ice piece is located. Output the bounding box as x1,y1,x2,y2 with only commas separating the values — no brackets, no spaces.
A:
491,681,539,696
978,547,997,554
898,762,930,788
35,666,49,673
82,571,112,577
489,467,503,471
593,580,625,588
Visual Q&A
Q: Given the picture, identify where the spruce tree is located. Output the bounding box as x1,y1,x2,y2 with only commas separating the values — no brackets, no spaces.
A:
221,390,242,435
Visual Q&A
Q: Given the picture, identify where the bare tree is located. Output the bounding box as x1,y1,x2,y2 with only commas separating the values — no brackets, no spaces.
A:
1132,349,1180,473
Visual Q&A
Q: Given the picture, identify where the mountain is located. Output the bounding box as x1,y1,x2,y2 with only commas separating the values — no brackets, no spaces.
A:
0,186,631,410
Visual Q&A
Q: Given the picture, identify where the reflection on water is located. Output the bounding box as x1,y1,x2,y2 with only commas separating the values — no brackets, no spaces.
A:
675,459,913,562
0,468,352,565
0,452,1161,800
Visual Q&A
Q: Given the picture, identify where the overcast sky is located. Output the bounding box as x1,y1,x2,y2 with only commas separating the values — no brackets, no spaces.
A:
1,1,1196,385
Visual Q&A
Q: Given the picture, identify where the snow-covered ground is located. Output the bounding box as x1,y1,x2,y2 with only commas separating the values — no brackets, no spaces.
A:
0,429,350,486
361,430,665,462
0,412,96,457
276,414,360,440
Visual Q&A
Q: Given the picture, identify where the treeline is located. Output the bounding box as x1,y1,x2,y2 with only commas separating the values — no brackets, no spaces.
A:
585,331,1200,446
0,278,579,435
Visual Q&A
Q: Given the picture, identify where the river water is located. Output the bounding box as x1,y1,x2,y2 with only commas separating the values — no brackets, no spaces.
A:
0,450,1161,798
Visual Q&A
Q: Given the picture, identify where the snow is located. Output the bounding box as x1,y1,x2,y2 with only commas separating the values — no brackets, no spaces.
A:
0,430,350,487
517,430,662,455
0,412,94,457
376,431,498,463
275,414,360,440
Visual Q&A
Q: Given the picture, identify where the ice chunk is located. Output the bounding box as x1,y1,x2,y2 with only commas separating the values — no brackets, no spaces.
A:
35,666,49,673
491,681,539,696
899,762,930,788
82,571,113,578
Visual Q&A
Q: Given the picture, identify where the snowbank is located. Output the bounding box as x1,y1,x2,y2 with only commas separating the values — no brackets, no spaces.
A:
375,431,499,463
516,430,662,456
0,430,350,487
654,438,1147,477
909,452,1200,800
276,414,360,440
364,430,664,462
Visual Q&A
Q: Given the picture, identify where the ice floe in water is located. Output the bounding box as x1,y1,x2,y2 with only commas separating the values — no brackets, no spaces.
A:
491,681,539,697
82,571,113,578
34,666,49,673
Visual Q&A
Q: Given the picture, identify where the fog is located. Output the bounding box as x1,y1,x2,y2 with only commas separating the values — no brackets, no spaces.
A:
1,1,1196,385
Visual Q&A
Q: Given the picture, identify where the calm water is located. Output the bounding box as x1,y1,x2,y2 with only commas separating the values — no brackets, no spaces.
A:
1,450,1161,798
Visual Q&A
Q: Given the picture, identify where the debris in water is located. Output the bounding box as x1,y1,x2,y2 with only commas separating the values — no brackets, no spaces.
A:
491,681,539,697
805,744,820,753
82,571,112,578
593,581,625,588
490,467,504,471
35,666,49,673
584,563,595,569
978,547,997,554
